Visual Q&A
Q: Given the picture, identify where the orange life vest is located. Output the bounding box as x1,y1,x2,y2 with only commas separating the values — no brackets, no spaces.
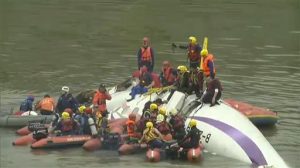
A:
93,91,112,112
37,97,55,112
188,44,200,62
126,120,136,137
203,54,216,77
162,67,176,84
141,47,152,62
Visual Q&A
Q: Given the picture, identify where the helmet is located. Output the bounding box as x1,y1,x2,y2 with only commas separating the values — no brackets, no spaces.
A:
177,65,188,73
78,105,86,113
201,49,208,57
159,108,166,115
129,113,136,121
146,121,153,128
98,84,106,92
85,107,92,115
62,86,69,93
189,36,197,44
189,119,197,127
64,108,73,117
61,112,70,120
170,109,178,116
150,103,158,111
156,114,165,123
27,95,35,101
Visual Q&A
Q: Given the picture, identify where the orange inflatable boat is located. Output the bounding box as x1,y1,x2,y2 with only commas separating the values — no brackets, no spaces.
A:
31,135,92,149
224,99,279,126
118,143,147,155
12,133,36,146
146,148,161,162
186,146,202,162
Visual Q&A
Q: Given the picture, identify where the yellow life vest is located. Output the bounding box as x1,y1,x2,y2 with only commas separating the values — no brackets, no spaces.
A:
144,128,159,143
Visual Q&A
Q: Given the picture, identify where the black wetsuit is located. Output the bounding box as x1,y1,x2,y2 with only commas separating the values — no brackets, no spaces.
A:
179,126,200,148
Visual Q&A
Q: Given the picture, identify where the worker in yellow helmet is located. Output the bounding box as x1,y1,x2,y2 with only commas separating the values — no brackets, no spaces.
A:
167,65,190,100
187,36,202,69
171,36,202,69
178,119,201,151
201,49,216,79
52,112,79,136
139,121,165,149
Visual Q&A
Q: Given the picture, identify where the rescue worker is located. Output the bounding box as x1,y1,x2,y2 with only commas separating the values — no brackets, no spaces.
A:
53,112,79,136
168,109,186,141
187,36,202,69
138,103,158,133
201,49,216,79
159,61,177,86
139,121,165,149
178,119,201,151
74,105,91,135
35,94,56,115
96,113,109,136
149,103,159,124
158,107,167,119
167,65,190,100
93,84,112,117
137,37,155,72
202,78,223,106
135,65,161,88
56,86,78,114
126,113,140,143
64,108,74,118
19,95,35,112
156,114,172,136
188,68,204,97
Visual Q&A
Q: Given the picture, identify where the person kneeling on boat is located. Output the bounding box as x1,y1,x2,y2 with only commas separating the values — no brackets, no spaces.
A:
139,122,165,149
74,105,91,135
96,113,109,137
178,119,201,152
168,109,186,141
52,112,79,136
156,114,172,141
202,78,223,106
35,94,56,115
126,113,141,143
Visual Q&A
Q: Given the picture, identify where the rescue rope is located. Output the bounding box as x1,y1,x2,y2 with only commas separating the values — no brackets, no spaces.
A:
143,85,175,96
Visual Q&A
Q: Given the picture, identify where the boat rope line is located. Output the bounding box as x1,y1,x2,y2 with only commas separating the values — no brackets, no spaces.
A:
192,116,268,166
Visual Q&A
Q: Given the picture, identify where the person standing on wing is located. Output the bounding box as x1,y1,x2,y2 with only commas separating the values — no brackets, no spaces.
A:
137,37,155,72
201,49,216,79
187,36,202,70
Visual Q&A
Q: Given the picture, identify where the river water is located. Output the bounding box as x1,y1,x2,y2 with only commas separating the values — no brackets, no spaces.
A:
0,0,299,167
